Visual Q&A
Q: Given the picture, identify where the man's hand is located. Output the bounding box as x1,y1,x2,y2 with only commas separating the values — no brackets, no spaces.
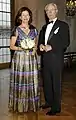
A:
45,45,52,52
40,44,45,51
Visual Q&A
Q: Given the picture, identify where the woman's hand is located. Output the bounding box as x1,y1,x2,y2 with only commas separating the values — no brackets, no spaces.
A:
32,47,36,55
40,44,45,51
17,47,23,51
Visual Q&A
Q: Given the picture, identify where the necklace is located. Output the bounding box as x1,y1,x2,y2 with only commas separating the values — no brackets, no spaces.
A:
21,26,28,30
20,26,30,35
21,24,29,30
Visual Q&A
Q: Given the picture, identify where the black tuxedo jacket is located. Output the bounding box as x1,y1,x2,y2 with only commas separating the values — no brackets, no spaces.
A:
38,19,70,67
38,19,70,54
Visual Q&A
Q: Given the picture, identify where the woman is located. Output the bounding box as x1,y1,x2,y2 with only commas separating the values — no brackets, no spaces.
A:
8,7,40,113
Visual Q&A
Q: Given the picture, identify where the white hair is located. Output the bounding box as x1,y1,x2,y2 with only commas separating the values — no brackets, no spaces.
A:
45,3,58,11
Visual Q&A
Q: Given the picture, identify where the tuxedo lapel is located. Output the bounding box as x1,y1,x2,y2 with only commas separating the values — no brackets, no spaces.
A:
47,19,59,43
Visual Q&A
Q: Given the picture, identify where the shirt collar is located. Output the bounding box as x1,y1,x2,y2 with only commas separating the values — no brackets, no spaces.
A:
49,17,57,24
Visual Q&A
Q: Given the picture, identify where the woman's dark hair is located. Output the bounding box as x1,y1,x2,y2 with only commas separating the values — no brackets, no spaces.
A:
15,7,32,26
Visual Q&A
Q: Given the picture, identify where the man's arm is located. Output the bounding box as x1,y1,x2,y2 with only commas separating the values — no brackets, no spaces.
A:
47,22,70,53
37,28,45,53
63,23,70,52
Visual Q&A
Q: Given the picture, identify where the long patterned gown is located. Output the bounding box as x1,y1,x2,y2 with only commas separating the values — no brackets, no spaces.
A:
8,26,40,112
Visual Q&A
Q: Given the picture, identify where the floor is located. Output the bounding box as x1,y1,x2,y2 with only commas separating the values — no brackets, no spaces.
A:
0,66,76,120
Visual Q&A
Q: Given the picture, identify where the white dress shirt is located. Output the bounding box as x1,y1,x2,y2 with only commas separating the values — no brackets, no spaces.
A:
45,18,57,45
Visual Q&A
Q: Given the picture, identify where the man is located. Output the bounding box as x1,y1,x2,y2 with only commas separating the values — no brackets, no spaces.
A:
38,3,70,115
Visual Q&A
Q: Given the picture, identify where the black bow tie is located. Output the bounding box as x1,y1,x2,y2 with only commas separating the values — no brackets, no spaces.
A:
48,21,53,24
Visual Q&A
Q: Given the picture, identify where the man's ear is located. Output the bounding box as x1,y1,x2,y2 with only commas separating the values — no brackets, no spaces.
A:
56,9,58,13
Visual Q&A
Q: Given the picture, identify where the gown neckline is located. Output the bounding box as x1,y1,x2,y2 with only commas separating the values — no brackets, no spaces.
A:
18,26,31,37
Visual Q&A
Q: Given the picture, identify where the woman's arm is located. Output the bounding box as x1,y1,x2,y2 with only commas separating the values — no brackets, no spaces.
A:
10,30,22,51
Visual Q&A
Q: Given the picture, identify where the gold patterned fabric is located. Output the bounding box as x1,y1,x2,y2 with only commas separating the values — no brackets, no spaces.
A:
8,27,40,112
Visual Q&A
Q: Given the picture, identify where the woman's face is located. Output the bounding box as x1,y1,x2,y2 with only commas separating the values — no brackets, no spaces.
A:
20,10,30,23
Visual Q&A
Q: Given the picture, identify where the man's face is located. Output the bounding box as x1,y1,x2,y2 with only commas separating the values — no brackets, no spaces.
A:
45,4,58,20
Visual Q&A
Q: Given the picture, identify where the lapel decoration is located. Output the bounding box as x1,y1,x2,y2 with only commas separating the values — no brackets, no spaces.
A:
54,27,59,34
47,26,60,43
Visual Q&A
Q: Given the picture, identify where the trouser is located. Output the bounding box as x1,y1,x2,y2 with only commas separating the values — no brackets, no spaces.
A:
43,55,62,111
